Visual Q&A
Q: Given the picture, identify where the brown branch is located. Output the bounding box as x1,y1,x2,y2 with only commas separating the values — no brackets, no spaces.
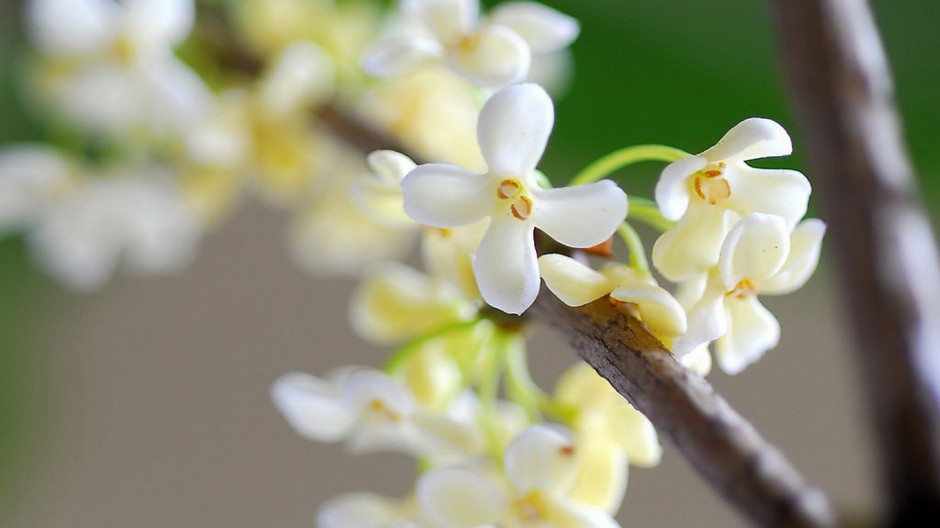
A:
317,104,835,527
530,291,835,528
768,1,940,524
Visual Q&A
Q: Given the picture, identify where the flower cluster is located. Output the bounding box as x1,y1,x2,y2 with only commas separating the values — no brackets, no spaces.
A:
2,0,825,526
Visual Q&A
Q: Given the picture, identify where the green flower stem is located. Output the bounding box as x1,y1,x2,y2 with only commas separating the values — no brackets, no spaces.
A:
383,318,484,376
569,145,690,187
502,333,577,423
629,196,676,232
478,331,507,460
618,222,650,273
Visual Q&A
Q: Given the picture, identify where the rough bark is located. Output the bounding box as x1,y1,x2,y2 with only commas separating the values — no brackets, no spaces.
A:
530,291,835,528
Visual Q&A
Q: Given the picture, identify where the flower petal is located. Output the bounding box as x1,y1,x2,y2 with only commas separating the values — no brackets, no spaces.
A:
607,404,662,468
350,262,467,344
719,213,790,292
258,41,334,117
610,283,687,338
271,372,356,443
701,118,792,163
652,205,738,282
450,24,530,87
726,167,811,229
368,150,418,186
402,164,491,227
716,296,781,375
143,57,214,133
342,370,415,417
490,2,580,53
568,441,628,514
760,219,826,295
361,37,444,77
477,83,553,175
655,155,707,221
405,0,479,44
679,344,713,376
671,275,728,358
538,254,612,307
417,466,508,528
422,220,488,300
541,498,622,528
531,180,627,248
124,0,195,52
473,216,539,314
505,424,579,494
27,0,117,56
317,493,401,528
0,146,72,231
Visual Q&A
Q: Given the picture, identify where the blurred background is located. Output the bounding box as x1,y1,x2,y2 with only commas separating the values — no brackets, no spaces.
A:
1,0,938,526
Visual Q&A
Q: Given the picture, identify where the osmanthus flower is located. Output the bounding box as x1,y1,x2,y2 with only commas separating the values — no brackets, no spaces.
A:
26,0,211,138
402,84,628,314
538,254,686,341
554,362,661,513
358,69,485,169
184,41,336,207
672,213,826,374
350,261,478,345
272,368,484,459
289,145,419,277
350,150,487,299
652,118,812,282
362,0,578,88
0,146,200,291
317,492,422,528
417,424,620,528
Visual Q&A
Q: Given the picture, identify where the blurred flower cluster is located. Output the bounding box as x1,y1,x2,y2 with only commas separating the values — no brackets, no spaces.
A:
1,0,824,525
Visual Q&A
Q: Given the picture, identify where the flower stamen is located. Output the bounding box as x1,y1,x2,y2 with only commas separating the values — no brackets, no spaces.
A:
367,399,401,422
512,491,549,523
726,279,757,299
510,195,533,221
497,178,523,199
693,175,731,205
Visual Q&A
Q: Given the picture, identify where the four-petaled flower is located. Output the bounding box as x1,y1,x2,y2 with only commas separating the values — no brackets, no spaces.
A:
401,83,628,314
417,424,621,528
673,213,826,374
363,0,579,88
652,118,812,282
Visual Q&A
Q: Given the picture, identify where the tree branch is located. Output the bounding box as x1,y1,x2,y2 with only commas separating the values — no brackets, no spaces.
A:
768,1,940,524
316,104,835,527
529,290,834,528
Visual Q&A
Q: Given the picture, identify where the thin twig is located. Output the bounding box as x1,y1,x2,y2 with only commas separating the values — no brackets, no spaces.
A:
768,1,940,524
317,103,836,527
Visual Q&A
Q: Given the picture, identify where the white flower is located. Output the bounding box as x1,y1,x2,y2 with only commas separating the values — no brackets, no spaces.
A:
288,148,419,276
538,254,686,340
402,84,627,314
0,147,200,291
350,262,477,345
417,424,620,528
273,368,482,459
362,0,578,88
27,0,211,138
652,118,811,282
273,368,420,453
0,146,73,233
350,150,419,227
673,213,826,374
317,492,420,528
32,172,199,291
